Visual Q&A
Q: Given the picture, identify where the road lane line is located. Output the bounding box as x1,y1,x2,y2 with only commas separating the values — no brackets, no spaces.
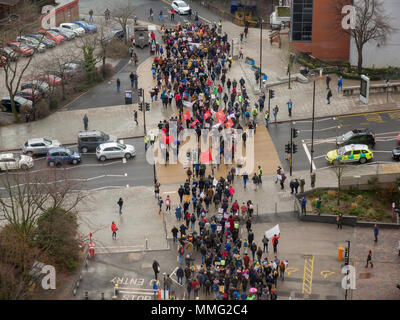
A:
302,139,316,171
300,126,340,132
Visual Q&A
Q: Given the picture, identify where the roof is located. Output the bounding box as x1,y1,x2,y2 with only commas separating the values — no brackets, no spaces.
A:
99,142,119,149
342,144,370,151
0,153,14,159
78,130,103,137
27,138,45,144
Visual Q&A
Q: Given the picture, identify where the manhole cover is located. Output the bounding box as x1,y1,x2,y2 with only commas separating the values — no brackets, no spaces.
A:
359,272,371,279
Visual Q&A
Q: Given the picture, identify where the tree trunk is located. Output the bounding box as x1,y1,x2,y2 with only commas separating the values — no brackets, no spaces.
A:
357,44,364,74
10,95,19,122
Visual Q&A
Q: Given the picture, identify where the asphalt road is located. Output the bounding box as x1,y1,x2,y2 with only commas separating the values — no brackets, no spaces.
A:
268,110,400,173
0,137,154,192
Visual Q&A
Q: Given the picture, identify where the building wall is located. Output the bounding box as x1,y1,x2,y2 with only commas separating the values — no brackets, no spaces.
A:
349,0,400,68
55,0,79,25
291,0,351,61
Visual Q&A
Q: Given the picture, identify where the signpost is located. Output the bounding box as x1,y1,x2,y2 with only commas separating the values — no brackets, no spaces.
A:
360,75,370,104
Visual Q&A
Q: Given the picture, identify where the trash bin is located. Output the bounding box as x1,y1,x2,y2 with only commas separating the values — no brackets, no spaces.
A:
338,246,344,261
125,90,132,104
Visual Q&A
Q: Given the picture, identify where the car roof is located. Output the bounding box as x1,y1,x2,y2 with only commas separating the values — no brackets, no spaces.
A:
349,128,372,135
78,130,104,137
27,138,47,144
0,153,15,159
341,144,370,151
99,142,120,149
48,147,66,152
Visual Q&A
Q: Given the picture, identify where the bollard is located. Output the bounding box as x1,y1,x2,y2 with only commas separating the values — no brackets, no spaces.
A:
114,284,119,296
275,202,277,214
85,291,89,300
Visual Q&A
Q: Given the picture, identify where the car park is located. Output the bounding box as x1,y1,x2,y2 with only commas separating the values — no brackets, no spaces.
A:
77,130,117,153
72,20,97,33
6,42,34,57
171,1,191,15
1,95,32,113
393,146,400,160
0,153,34,171
16,36,46,52
96,142,136,161
49,27,76,40
38,29,64,44
21,80,50,95
28,74,62,86
16,88,42,102
24,34,56,48
59,23,85,36
47,147,81,166
22,138,61,156
336,128,375,148
326,144,373,165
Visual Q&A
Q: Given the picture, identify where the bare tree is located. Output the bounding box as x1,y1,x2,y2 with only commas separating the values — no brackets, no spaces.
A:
0,1,43,122
332,163,347,205
338,0,395,73
111,0,136,43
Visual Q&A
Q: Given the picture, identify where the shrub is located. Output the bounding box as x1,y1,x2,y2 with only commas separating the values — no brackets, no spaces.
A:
349,207,364,216
106,40,130,59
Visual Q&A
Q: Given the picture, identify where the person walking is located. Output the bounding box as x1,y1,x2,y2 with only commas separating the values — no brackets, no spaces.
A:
117,197,123,214
175,204,182,221
301,196,307,214
171,226,179,243
316,197,322,215
134,110,138,125
164,274,172,297
89,9,94,22
158,196,164,214
365,250,373,268
116,78,121,92
154,179,160,198
242,171,248,189
149,8,154,21
338,75,343,92
373,224,379,242
279,261,286,280
287,99,293,117
262,235,269,253
152,260,160,280
144,135,149,150
130,72,135,88
326,74,331,89
83,114,88,131
159,10,163,21
165,195,172,213
264,110,270,129
337,213,343,229
327,89,332,104
257,165,263,184
111,221,118,239
272,233,280,253
170,8,175,21
273,105,279,123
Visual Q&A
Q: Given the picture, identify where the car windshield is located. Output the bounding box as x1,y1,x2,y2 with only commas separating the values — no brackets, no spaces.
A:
65,148,73,155
47,30,58,36
178,2,188,7
43,138,52,145
103,134,110,140
15,155,20,161
117,144,126,150
342,131,354,140
78,21,88,26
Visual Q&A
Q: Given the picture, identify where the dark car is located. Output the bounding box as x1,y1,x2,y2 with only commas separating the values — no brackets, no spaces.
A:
16,89,41,102
77,130,117,153
47,147,81,166
103,29,124,44
1,96,32,113
24,34,56,48
336,129,375,148
393,146,400,160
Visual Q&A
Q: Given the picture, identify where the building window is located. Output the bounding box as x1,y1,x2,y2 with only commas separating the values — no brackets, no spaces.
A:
291,0,313,41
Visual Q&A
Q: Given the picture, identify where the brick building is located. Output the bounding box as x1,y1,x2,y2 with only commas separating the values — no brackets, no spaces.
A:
289,0,351,62
41,0,79,27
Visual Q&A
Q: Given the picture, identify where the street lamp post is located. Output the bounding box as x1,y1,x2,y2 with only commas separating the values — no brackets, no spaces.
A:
310,80,316,173
259,17,263,91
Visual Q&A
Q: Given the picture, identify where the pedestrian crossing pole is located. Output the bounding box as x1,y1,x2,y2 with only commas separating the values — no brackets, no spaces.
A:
290,127,293,176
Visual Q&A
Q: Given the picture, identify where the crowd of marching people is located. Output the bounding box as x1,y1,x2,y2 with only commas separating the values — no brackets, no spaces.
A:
145,21,288,300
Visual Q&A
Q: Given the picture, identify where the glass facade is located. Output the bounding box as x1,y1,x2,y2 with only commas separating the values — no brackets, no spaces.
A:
291,0,313,41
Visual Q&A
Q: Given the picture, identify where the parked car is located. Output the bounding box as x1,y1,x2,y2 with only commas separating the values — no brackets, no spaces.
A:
336,128,375,148
326,144,373,165
0,153,34,171
103,29,124,44
22,138,61,156
96,142,136,161
49,27,76,40
24,34,56,48
16,36,46,53
72,20,97,33
78,130,117,153
27,74,62,86
21,80,50,95
171,0,191,15
59,23,85,36
6,42,34,57
47,147,81,166
1,95,32,113
63,62,82,77
0,47,18,61
393,146,400,160
16,88,42,102
38,29,64,44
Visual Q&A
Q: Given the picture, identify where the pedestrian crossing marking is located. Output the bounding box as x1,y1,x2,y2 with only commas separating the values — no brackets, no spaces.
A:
364,114,383,123
302,255,314,295
286,267,298,276
320,270,335,279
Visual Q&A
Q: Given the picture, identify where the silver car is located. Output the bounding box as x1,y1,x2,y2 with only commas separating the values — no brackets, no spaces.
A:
96,142,136,161
22,138,61,156
0,153,34,171
16,36,46,52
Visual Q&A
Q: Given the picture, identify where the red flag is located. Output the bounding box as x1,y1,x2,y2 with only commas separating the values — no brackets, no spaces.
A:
216,110,225,122
201,148,212,164
183,110,191,120
191,120,199,127
203,111,211,120
225,118,234,128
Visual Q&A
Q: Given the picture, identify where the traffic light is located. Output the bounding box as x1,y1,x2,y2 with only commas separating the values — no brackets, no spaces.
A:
138,102,143,111
145,103,150,111
292,143,298,154
292,128,299,138
138,89,142,97
269,89,275,99
285,143,291,153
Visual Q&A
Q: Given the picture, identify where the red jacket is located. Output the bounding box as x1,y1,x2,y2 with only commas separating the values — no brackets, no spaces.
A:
111,223,117,232
272,234,280,246
243,255,250,267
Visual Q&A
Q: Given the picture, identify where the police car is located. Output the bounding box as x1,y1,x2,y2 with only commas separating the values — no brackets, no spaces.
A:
325,144,373,165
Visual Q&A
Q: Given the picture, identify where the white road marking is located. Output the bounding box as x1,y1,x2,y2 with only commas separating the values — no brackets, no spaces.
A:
372,150,393,153
300,126,340,132
302,139,316,171
293,117,335,124
313,155,326,159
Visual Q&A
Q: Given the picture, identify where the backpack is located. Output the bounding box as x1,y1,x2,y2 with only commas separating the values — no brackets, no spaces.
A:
274,238,279,246
180,247,184,255
191,215,196,222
